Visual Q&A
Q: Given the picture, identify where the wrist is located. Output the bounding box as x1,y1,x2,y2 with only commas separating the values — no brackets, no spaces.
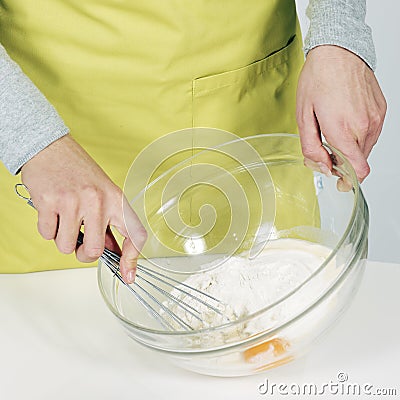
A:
307,45,370,70
21,133,73,174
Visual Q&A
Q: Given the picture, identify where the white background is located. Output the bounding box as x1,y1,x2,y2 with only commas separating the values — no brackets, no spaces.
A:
296,0,400,263
1,3,399,400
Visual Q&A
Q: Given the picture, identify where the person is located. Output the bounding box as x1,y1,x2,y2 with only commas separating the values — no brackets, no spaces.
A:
0,0,386,283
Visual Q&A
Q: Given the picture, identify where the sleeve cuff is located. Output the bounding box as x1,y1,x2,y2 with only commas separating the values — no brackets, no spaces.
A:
0,44,71,174
9,126,70,175
304,0,377,71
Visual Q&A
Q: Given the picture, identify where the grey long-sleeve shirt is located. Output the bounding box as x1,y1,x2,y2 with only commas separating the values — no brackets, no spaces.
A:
0,0,376,175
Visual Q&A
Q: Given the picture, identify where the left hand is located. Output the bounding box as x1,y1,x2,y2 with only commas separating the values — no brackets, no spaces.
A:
296,45,387,186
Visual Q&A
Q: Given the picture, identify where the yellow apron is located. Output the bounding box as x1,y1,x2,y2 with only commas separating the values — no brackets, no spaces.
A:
0,0,313,273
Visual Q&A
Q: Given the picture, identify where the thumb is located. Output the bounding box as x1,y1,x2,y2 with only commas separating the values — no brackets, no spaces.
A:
119,237,141,284
116,197,147,284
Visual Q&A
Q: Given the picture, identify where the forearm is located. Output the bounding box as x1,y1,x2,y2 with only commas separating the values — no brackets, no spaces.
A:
304,0,376,70
0,44,69,174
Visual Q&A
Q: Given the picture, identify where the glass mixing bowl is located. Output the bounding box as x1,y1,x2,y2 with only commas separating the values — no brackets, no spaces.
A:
98,133,368,377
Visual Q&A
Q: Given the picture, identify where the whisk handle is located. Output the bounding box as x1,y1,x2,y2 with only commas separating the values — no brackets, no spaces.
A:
15,183,35,209
77,231,84,246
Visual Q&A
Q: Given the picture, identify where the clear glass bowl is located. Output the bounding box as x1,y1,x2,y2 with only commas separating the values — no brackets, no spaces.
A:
98,133,368,377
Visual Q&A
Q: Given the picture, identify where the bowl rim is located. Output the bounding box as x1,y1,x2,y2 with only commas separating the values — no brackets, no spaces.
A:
98,133,364,347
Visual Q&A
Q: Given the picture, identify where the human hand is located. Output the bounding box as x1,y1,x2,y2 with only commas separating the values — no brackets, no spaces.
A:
21,134,147,283
296,45,386,188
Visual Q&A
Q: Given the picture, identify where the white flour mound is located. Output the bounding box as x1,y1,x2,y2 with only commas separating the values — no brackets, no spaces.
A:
163,238,333,336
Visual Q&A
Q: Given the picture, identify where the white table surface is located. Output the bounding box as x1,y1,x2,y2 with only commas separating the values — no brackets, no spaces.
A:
1,261,399,400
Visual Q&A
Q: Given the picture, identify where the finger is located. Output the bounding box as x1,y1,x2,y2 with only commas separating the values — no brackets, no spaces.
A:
54,207,81,254
298,107,333,171
337,176,354,192
372,78,387,117
363,82,386,158
120,196,148,251
119,238,140,284
105,226,122,255
37,208,58,240
303,158,332,177
110,196,147,283
75,215,108,263
329,134,370,183
363,108,385,159
328,152,354,192
363,125,383,159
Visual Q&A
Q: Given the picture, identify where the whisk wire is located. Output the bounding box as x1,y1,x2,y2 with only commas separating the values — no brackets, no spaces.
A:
103,252,201,330
103,247,227,319
100,255,176,331
136,274,204,321
15,183,234,332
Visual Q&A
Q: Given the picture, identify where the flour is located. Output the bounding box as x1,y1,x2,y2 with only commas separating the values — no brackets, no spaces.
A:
163,238,333,336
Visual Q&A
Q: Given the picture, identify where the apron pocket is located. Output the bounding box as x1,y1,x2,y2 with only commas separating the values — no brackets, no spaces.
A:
192,34,320,231
192,34,302,136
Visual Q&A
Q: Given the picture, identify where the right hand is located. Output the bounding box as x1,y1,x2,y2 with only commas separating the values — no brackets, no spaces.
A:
21,134,147,283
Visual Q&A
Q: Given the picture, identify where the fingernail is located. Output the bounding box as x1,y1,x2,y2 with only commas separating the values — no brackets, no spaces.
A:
304,158,332,177
304,158,318,170
127,269,136,284
317,162,332,177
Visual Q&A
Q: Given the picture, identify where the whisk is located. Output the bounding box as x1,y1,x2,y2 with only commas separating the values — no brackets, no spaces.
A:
15,183,233,331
